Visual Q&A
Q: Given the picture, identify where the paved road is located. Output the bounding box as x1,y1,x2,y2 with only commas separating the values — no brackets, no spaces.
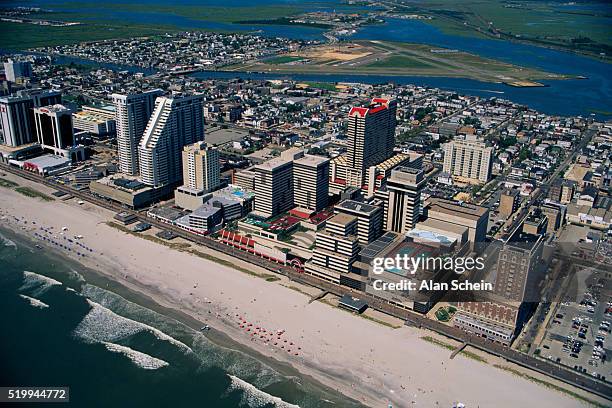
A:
497,127,596,241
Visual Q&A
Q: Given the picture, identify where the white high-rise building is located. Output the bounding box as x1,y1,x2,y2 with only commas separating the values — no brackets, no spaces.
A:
4,60,32,82
293,154,329,212
112,89,163,175
181,142,220,193
138,95,205,187
442,135,493,184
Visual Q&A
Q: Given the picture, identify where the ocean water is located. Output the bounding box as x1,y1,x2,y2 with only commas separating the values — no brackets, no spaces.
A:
0,227,360,408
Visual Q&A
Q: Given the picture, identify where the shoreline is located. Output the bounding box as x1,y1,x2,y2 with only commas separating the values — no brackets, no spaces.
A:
0,225,358,407
0,172,607,408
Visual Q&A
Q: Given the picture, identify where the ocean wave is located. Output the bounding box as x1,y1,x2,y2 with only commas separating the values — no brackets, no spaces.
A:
20,271,62,296
19,294,49,309
0,232,17,249
191,334,282,389
227,375,300,408
67,269,86,283
74,299,192,353
103,342,169,370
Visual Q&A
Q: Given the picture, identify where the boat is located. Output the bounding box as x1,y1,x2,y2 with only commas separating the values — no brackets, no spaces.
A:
200,325,211,331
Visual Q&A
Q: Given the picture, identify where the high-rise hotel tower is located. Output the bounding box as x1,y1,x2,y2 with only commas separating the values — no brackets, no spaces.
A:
138,95,205,187
112,89,163,175
346,97,397,187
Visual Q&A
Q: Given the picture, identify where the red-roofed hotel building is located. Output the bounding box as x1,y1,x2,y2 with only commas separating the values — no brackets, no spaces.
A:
346,97,397,187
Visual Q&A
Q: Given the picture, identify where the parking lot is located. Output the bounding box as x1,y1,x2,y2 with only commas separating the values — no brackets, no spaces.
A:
538,267,612,382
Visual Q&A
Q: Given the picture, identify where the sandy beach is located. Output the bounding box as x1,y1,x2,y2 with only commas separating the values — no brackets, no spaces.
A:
0,172,605,408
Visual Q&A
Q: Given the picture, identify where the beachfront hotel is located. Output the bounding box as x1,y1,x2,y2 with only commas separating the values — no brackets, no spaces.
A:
305,213,361,283
112,89,163,175
174,142,221,211
138,94,205,187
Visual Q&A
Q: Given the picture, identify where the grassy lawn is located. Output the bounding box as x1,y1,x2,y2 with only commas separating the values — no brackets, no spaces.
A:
0,178,19,188
302,81,338,91
435,307,450,322
397,0,612,51
34,4,303,24
266,56,305,65
0,21,182,50
14,187,54,202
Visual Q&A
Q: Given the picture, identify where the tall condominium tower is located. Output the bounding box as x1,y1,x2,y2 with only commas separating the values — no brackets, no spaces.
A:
112,89,163,175
138,95,205,187
293,154,330,212
182,142,220,193
0,90,61,147
442,135,493,184
4,60,32,82
346,97,397,186
385,166,425,233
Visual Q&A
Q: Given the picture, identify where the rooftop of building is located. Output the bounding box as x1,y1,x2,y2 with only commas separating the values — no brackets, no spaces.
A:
336,199,380,216
502,188,520,197
360,231,401,261
183,141,213,153
73,108,115,122
348,97,394,118
23,154,71,168
372,153,419,173
416,217,468,236
191,205,222,218
212,184,255,201
294,153,329,167
94,174,154,193
35,104,71,114
254,156,292,172
427,197,488,220
327,212,357,227
389,165,424,184
331,154,347,166
506,229,542,251
148,206,189,222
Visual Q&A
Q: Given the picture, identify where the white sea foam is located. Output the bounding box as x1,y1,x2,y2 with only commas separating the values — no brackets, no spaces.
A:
102,342,169,370
19,294,49,309
0,232,17,248
67,269,86,283
227,375,300,408
74,299,192,353
20,271,62,296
